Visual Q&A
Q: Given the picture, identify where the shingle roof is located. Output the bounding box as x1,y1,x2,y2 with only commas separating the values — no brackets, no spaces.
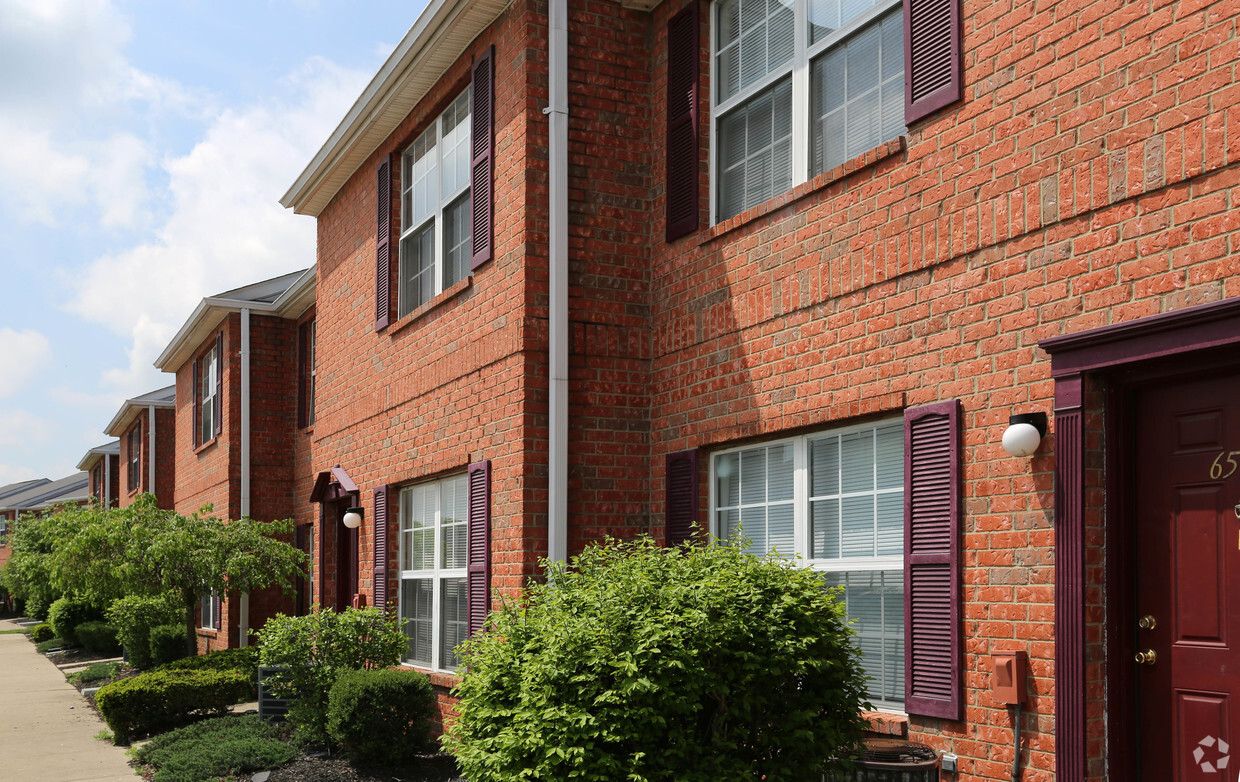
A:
0,473,90,513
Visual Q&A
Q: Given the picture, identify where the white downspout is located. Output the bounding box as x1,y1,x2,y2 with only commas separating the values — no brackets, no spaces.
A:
103,454,111,507
239,308,251,646
147,405,156,497
546,0,569,565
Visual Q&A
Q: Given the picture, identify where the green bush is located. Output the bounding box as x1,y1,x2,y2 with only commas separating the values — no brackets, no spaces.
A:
327,668,436,764
107,594,183,670
159,647,259,698
149,623,190,668
36,636,66,653
444,537,871,782
48,597,102,646
69,661,124,685
95,668,251,743
131,714,295,782
256,607,406,743
75,621,123,655
29,622,55,643
24,593,50,622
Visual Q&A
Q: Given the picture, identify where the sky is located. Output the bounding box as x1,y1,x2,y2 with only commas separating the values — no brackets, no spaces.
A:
0,0,428,485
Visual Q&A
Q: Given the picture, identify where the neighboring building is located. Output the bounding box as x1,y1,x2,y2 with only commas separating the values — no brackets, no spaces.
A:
0,479,52,568
282,0,1240,778
0,473,91,570
103,387,177,508
77,442,121,508
154,268,317,652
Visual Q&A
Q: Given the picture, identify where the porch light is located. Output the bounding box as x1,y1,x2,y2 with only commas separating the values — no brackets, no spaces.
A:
343,507,364,529
1002,412,1048,457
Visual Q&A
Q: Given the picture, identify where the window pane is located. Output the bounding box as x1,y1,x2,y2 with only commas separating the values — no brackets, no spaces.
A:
401,579,433,666
441,92,472,195
767,442,794,501
443,194,471,288
402,484,436,571
809,436,840,496
877,491,902,556
824,570,904,706
717,0,793,101
810,497,839,559
717,79,793,220
841,495,874,557
875,422,902,489
739,448,766,505
767,502,794,556
716,452,740,507
441,475,467,570
441,577,467,669
399,221,436,315
840,429,874,493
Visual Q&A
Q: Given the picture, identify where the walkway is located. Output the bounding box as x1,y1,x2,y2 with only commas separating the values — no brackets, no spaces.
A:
0,617,137,781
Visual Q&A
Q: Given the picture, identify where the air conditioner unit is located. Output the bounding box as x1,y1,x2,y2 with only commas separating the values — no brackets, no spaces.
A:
827,738,941,782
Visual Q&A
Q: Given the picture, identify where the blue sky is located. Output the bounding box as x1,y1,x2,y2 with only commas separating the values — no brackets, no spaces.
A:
0,0,427,485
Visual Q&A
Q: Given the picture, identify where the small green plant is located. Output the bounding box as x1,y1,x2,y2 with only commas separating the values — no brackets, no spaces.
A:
129,714,295,782
29,622,55,643
94,729,114,743
36,636,65,653
24,593,51,622
256,607,406,743
95,668,251,743
69,661,124,685
107,594,183,669
445,536,871,782
48,597,102,646
149,623,190,667
327,668,436,764
75,621,123,655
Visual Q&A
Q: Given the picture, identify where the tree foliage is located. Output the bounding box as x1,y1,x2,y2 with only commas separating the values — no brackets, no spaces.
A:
444,537,871,782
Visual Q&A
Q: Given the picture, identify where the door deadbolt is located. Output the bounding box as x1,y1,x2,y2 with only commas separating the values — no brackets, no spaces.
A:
1134,650,1157,665
1138,615,1157,630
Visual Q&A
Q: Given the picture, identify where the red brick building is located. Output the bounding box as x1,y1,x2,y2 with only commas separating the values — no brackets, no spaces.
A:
77,444,120,508
104,386,176,509
154,269,317,652
281,0,1240,778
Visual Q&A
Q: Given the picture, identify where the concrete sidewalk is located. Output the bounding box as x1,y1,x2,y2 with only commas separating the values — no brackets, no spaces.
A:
0,616,137,781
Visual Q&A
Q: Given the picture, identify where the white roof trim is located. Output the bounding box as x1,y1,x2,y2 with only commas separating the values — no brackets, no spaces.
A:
281,0,510,217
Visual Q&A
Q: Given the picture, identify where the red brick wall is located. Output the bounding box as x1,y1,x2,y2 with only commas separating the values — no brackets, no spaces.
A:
118,412,145,506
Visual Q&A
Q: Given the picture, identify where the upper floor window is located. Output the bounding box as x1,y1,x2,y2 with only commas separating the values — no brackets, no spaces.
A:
127,423,142,491
399,90,472,317
194,333,222,448
298,319,316,428
712,418,905,710
399,474,468,672
712,0,905,221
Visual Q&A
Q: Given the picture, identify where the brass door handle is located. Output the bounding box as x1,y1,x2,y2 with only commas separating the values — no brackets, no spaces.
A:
1138,615,1157,630
1134,650,1157,665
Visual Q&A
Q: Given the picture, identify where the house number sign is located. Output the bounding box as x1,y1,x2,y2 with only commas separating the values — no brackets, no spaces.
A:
1211,451,1240,480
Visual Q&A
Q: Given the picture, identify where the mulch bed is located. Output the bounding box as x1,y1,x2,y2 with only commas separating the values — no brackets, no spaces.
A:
265,754,465,782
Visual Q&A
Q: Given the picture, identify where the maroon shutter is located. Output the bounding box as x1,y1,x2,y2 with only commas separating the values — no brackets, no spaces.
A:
904,0,963,125
665,4,699,242
665,449,699,546
373,485,389,612
213,592,222,630
904,399,962,719
192,355,200,448
375,158,392,332
466,460,491,637
213,332,223,438
469,46,495,271
297,321,309,428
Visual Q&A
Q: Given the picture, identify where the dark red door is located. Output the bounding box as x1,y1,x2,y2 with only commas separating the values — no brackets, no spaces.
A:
334,502,358,612
1136,371,1240,780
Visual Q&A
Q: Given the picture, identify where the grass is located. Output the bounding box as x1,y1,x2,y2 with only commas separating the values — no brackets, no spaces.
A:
69,661,124,685
0,628,25,635
129,714,296,782
94,729,114,743
35,637,67,653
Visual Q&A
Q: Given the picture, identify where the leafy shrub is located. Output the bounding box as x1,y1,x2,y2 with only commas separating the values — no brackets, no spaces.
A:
256,607,405,743
159,647,259,698
24,593,50,622
445,537,871,782
75,621,123,655
36,636,66,653
69,661,124,685
107,594,183,669
95,668,251,743
149,623,191,668
327,668,436,764
48,597,102,646
29,622,55,643
130,714,296,782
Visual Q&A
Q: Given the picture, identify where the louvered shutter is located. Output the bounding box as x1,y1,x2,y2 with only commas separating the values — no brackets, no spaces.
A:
192,357,200,448
213,333,223,438
904,0,963,124
373,485,389,612
375,158,392,332
665,449,699,546
469,46,495,271
297,321,309,428
904,399,962,719
665,4,699,242
466,460,491,637
213,592,222,631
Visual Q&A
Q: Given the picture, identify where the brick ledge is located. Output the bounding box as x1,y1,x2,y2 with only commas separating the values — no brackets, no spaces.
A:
390,276,472,335
862,710,908,737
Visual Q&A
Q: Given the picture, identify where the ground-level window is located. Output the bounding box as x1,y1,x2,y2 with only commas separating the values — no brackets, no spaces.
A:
199,590,219,630
398,474,468,671
712,418,905,710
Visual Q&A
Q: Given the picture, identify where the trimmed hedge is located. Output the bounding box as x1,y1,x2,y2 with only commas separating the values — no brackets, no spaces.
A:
131,715,296,782
75,621,123,655
149,623,190,667
159,647,259,699
107,594,183,670
95,668,252,743
29,623,55,644
48,597,101,646
327,668,436,764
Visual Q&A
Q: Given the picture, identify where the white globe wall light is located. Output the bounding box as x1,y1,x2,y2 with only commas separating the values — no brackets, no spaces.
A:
1002,412,1048,457
343,507,364,529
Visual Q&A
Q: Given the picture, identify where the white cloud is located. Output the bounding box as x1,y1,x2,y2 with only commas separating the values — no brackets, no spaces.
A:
0,328,51,396
0,409,51,450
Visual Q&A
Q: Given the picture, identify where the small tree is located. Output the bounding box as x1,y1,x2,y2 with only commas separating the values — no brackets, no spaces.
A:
0,507,87,612
445,536,871,782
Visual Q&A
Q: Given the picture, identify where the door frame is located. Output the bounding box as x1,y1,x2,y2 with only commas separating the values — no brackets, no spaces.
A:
1041,296,1240,782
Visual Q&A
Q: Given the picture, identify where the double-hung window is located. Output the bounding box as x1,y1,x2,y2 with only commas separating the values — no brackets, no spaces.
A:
398,90,472,317
199,343,217,444
399,475,469,671
712,418,905,710
199,590,219,630
712,0,906,221
127,423,142,491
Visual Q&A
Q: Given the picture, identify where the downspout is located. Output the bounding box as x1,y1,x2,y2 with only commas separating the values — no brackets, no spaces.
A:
147,405,156,498
239,308,252,646
103,454,111,507
546,0,569,565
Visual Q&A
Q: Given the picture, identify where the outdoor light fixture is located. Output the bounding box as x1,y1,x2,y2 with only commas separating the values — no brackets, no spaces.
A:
1002,412,1048,457
342,507,364,529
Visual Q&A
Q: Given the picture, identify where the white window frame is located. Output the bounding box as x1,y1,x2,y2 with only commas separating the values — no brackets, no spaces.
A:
709,0,904,223
199,344,217,444
397,475,469,672
127,423,142,491
398,89,472,318
199,590,218,630
709,416,905,711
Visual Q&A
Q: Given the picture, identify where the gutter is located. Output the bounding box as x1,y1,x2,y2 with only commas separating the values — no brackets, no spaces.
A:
546,0,568,565
148,405,156,496
239,308,252,647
